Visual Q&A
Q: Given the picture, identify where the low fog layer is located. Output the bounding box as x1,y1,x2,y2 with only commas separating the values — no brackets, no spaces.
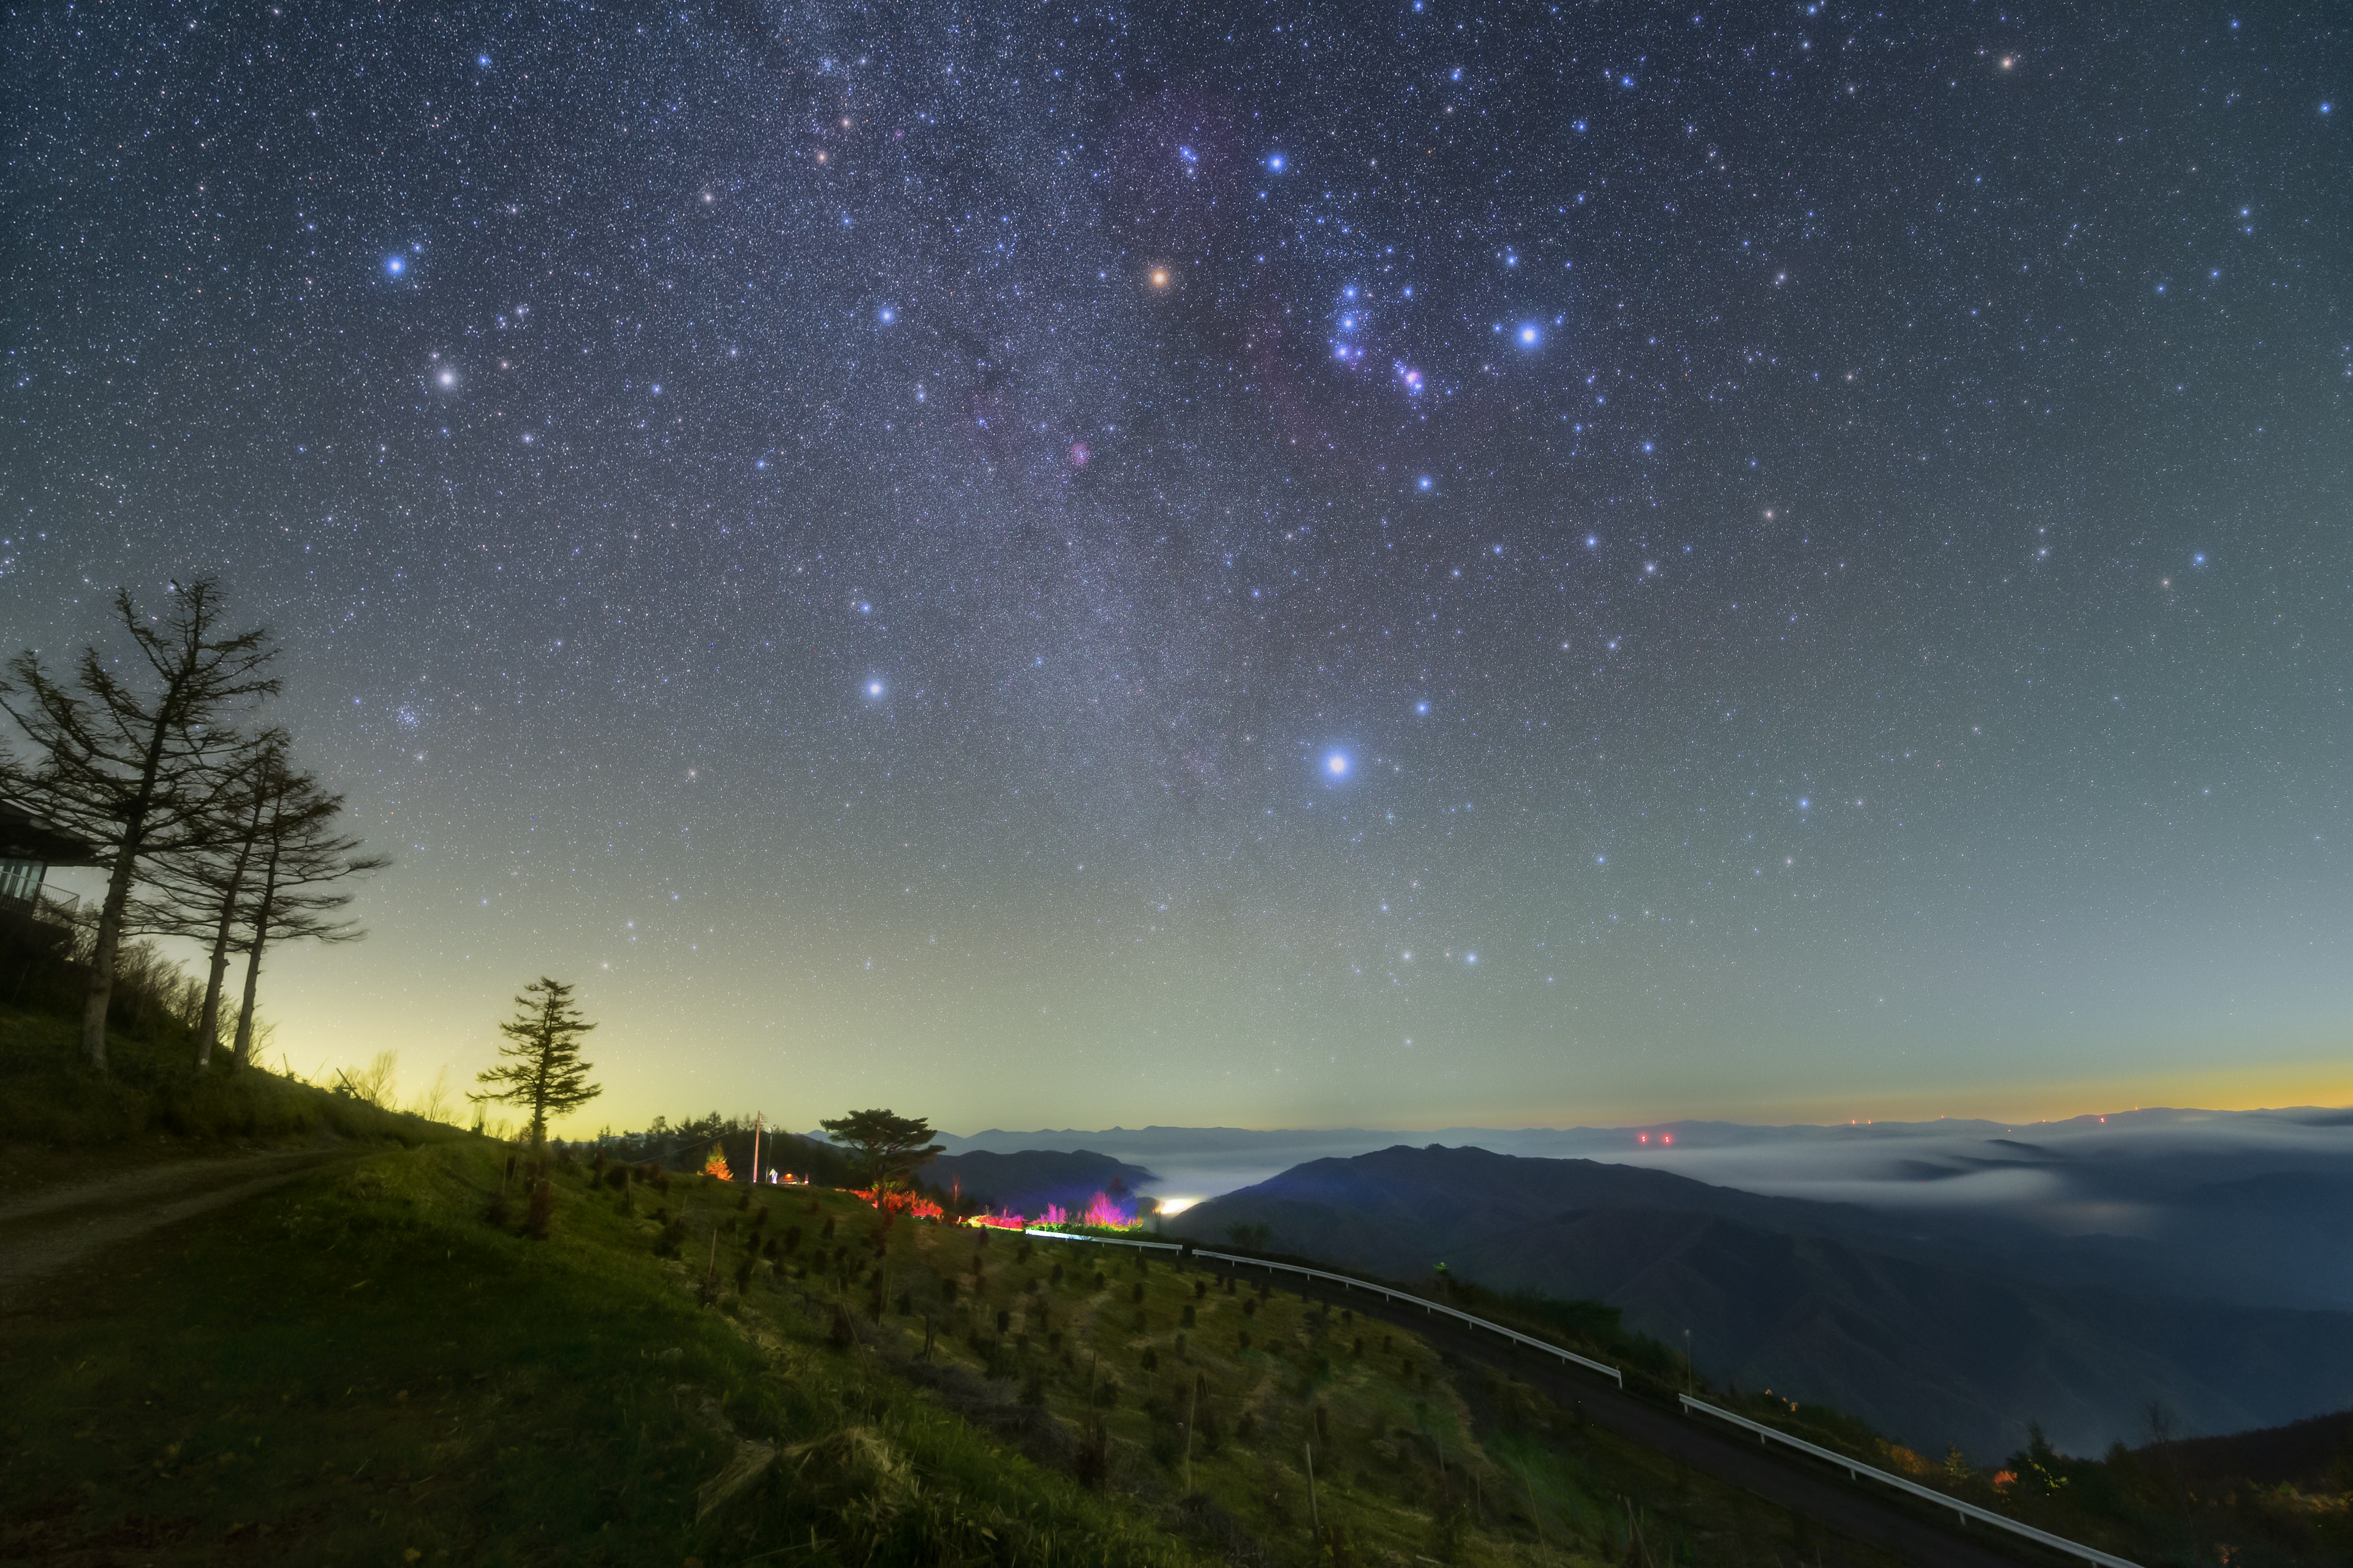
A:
938,1108,2353,1311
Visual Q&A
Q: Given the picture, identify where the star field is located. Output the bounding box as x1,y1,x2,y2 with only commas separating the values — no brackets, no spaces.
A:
5,1,2349,1128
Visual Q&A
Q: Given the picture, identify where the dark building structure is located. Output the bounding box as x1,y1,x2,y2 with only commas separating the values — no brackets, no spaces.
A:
0,800,102,914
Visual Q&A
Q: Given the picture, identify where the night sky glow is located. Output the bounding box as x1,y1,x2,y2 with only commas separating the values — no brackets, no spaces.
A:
6,2,2349,1132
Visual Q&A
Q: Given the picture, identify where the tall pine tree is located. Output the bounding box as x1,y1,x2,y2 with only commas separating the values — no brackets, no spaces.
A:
473,977,602,1148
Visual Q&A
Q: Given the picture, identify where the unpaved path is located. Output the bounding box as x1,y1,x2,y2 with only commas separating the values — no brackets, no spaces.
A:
0,1149,347,1306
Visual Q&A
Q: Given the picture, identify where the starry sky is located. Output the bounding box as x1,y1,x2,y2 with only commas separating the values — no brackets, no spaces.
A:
7,1,2349,1134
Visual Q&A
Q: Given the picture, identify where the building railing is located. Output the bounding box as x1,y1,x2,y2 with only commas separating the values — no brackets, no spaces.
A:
0,885,80,928
1678,1396,2143,1567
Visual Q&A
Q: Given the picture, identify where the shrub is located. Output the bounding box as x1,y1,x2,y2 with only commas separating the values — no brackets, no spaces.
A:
524,1178,555,1239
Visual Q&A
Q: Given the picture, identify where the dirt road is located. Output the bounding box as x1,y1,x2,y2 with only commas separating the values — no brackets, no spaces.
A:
0,1149,347,1307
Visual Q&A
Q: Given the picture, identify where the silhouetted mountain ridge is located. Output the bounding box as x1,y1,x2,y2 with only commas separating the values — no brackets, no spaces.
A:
924,1148,1155,1214
1168,1143,2353,1461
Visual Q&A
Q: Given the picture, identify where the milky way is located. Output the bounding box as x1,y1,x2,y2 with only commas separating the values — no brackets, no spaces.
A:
6,2,2348,1129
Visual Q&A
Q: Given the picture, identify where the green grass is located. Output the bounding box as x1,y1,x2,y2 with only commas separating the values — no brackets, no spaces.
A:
0,1142,1911,1566
0,1002,431,1152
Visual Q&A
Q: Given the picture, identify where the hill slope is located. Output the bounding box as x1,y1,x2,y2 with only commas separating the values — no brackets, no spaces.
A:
0,1139,1910,1567
1169,1144,2353,1459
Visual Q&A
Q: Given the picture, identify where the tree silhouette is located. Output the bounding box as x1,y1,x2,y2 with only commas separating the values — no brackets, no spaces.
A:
819,1108,944,1189
224,755,387,1072
0,581,278,1069
126,731,289,1069
474,977,602,1148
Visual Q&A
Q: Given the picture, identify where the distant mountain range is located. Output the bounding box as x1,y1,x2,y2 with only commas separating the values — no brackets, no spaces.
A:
1163,1142,2353,1461
925,1148,1154,1216
939,1108,2353,1312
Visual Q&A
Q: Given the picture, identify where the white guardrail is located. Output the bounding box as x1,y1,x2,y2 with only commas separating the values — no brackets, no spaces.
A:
1678,1396,2143,1568
1018,1229,2137,1567
1020,1229,1623,1387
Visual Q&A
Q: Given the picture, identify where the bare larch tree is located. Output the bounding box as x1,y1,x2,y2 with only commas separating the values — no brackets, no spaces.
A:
127,730,288,1069
0,582,278,1070
227,756,388,1072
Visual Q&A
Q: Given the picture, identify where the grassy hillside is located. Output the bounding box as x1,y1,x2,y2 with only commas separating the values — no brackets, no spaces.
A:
0,1140,1906,1566
0,1002,434,1154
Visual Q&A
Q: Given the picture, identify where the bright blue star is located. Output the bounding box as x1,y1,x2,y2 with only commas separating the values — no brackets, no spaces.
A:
1517,324,1541,347
877,306,896,324
1415,701,1430,715
1266,153,1285,172
477,53,491,67
1417,475,1433,491
384,256,406,276
865,680,885,699
1325,752,1350,779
